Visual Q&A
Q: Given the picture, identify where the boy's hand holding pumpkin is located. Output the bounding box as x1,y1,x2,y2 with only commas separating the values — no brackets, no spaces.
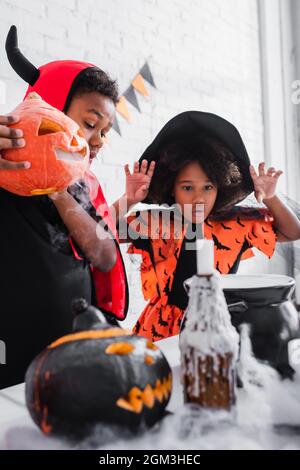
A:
249,162,283,204
0,115,30,170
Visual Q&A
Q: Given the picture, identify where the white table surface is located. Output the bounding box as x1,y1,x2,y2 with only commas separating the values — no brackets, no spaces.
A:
1,335,300,450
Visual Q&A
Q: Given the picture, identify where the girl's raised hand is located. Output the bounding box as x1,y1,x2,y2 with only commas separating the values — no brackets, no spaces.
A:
124,159,155,205
249,162,283,204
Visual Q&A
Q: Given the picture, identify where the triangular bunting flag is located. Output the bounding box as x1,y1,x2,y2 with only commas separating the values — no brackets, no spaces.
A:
140,62,156,88
112,116,121,135
111,62,155,136
116,96,131,121
124,85,141,112
131,74,149,97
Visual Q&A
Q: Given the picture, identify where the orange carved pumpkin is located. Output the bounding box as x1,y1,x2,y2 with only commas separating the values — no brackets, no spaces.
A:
0,92,89,196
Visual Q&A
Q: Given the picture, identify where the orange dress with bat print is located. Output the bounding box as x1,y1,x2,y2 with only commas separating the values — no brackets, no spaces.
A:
127,208,277,342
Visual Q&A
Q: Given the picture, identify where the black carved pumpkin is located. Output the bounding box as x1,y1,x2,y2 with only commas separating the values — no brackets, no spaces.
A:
25,300,172,438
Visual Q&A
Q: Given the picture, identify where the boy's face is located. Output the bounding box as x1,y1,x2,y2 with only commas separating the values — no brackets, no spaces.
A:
173,161,218,223
66,91,115,163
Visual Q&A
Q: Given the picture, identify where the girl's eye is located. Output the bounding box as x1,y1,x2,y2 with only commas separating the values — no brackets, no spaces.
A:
182,186,193,191
204,185,214,191
84,122,95,130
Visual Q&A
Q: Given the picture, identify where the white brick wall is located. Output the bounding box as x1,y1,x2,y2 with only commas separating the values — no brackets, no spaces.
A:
0,0,267,328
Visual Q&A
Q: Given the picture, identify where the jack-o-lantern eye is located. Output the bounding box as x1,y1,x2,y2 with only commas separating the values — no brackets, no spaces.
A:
38,119,66,136
105,342,135,355
144,354,154,365
77,129,84,138
70,137,79,147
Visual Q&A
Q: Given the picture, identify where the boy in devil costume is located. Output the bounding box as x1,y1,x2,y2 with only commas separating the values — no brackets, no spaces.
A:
0,26,128,388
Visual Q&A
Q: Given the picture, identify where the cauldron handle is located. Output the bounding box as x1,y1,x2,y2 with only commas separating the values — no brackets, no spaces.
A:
227,300,248,313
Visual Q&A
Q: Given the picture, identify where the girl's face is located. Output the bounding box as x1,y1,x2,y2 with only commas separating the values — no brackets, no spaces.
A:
173,161,218,223
66,91,115,163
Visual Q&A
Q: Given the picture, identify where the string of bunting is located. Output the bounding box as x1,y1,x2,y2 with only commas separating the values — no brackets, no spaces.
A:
112,62,156,136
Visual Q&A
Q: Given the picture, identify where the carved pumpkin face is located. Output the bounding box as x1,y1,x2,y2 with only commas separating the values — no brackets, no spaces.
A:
0,93,89,196
25,301,172,438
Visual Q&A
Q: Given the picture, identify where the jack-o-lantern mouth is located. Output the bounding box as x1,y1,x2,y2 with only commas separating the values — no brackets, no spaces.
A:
116,373,172,414
55,148,87,162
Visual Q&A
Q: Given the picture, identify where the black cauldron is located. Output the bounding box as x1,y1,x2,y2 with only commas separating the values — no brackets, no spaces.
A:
222,274,300,378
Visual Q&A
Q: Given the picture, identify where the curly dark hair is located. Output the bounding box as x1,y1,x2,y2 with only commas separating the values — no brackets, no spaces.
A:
147,132,248,215
64,67,119,112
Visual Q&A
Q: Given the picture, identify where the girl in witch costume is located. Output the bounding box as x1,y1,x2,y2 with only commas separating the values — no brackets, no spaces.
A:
113,111,300,342
0,26,128,388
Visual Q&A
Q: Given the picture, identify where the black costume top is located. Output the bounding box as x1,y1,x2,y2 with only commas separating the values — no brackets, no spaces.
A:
0,182,96,387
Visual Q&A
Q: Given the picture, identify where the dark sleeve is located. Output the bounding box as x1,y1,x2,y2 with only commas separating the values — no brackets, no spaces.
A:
126,209,152,253
67,180,109,261
131,236,151,252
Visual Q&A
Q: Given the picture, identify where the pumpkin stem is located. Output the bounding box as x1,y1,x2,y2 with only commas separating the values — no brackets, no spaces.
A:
71,298,89,315
72,298,110,332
